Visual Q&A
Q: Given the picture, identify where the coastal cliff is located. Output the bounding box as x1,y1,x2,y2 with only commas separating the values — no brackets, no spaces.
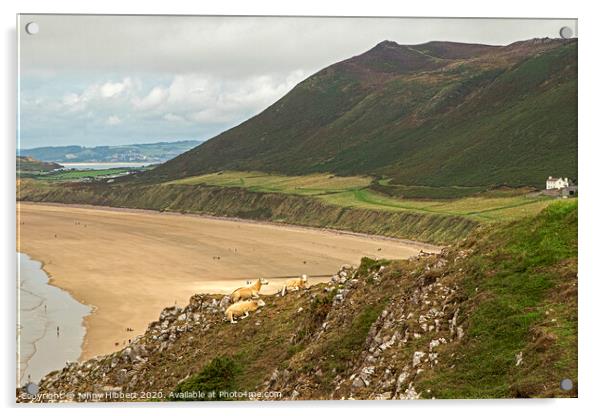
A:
18,180,478,245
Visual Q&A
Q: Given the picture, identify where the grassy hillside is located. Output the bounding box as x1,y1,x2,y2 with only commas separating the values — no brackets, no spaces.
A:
165,171,555,222
25,201,577,401
18,163,561,245
19,165,154,182
165,171,373,196
144,38,577,188
417,200,577,397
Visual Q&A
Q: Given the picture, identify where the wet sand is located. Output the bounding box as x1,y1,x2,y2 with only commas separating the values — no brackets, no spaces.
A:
17,202,438,360
18,253,91,385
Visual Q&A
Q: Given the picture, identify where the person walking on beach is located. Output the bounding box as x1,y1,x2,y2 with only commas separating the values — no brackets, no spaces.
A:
56,326,59,336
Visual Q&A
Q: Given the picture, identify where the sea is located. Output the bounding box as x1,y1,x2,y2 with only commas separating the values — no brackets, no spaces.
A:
17,253,91,386
60,162,150,170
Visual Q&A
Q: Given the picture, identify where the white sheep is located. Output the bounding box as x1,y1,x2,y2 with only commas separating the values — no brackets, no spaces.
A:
231,278,269,303
224,299,266,324
281,274,308,296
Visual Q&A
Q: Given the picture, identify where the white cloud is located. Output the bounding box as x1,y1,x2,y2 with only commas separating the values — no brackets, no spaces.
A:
62,93,82,107
188,108,236,124
100,78,133,98
162,71,305,124
106,115,122,125
20,69,306,148
61,77,136,113
124,70,306,126
132,86,169,110
163,113,186,122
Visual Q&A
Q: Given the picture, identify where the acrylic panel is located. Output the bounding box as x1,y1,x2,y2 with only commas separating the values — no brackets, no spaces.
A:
16,14,578,402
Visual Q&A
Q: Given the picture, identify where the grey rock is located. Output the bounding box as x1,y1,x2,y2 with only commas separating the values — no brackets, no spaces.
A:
413,351,425,367
219,296,231,310
352,377,365,388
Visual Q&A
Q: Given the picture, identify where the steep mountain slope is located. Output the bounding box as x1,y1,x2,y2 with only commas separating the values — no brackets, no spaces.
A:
146,38,577,188
20,201,576,402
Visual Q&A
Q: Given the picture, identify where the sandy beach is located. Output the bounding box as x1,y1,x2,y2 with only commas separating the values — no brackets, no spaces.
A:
17,202,437,360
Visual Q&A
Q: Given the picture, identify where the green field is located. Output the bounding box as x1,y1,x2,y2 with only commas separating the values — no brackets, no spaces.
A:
165,171,558,222
322,189,555,222
20,166,153,182
165,171,373,195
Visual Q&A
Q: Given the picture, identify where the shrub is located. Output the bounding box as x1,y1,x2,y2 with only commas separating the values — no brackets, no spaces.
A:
357,257,391,276
169,356,241,401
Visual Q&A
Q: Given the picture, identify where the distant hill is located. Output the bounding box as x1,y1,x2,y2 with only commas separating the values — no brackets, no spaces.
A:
16,156,62,172
146,38,577,188
20,140,202,164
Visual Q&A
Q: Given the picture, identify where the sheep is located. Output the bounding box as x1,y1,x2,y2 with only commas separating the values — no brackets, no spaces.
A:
224,299,266,324
231,278,269,303
281,274,308,296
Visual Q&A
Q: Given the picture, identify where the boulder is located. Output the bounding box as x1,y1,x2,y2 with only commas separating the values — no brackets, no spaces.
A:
219,296,231,310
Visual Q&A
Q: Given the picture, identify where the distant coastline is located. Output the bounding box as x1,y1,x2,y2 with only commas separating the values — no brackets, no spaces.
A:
19,140,201,165
61,162,150,170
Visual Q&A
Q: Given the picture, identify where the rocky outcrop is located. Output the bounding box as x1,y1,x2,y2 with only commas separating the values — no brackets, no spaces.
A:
261,249,467,400
341,266,461,400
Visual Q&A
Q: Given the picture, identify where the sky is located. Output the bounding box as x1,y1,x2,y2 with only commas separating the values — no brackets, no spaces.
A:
18,15,577,149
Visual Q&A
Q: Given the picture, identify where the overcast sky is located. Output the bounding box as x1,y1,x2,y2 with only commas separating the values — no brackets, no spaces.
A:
18,15,577,149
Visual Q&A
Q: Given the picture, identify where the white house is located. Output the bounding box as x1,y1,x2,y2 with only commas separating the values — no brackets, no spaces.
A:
546,176,570,190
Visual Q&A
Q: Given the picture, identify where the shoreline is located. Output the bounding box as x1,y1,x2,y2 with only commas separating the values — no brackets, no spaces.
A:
19,252,98,363
17,202,436,361
17,253,91,384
